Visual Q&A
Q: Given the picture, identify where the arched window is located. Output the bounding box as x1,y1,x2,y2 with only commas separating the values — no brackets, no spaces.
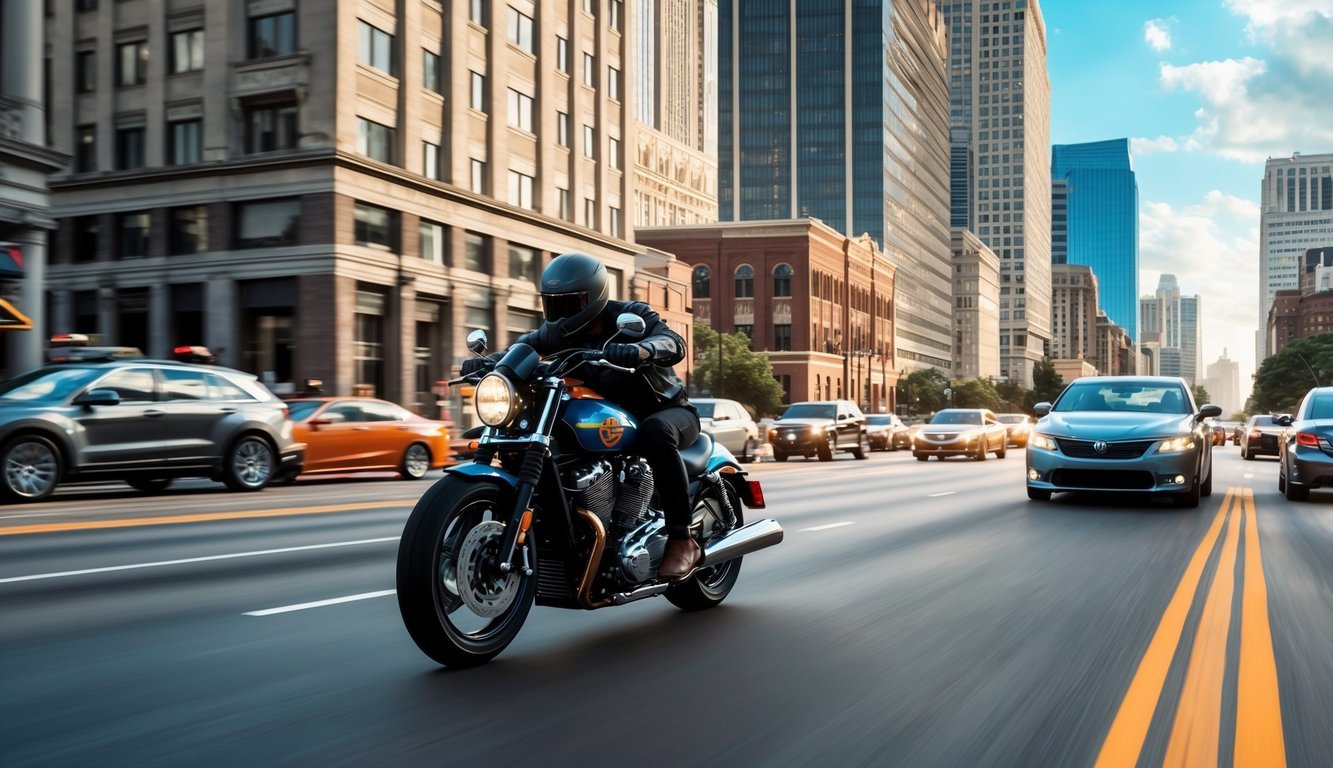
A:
692,265,710,299
773,263,792,297
734,264,754,298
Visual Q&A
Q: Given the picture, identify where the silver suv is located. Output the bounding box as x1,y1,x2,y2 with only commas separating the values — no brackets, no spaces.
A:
0,360,304,501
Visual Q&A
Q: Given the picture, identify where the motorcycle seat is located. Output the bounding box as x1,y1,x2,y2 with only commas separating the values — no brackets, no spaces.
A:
680,432,714,476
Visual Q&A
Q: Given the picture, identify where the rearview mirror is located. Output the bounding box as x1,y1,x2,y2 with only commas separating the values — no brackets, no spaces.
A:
615,312,647,339
466,329,488,356
1274,414,1293,427
1198,404,1223,419
1033,402,1051,417
73,388,121,407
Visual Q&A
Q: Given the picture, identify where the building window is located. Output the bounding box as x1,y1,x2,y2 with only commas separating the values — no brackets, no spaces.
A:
423,49,441,93
357,21,394,75
608,136,620,169
774,324,792,351
464,232,489,272
168,119,201,165
117,212,151,259
76,0,97,11
169,206,208,255
235,198,300,248
610,0,622,30
556,36,568,73
170,29,204,74
506,89,533,132
245,101,298,153
422,141,439,179
583,53,594,86
354,202,397,250
608,66,620,100
556,111,569,146
583,0,595,15
355,289,386,396
249,12,296,58
773,263,792,297
117,41,148,87
692,266,710,299
507,7,534,53
77,51,96,93
507,170,534,209
557,187,570,220
420,220,444,265
356,117,395,163
469,0,487,25
509,244,539,283
116,126,145,170
74,217,99,262
734,265,754,297
609,206,621,238
583,125,594,157
585,197,596,228
76,125,96,172
470,159,486,194
470,71,486,111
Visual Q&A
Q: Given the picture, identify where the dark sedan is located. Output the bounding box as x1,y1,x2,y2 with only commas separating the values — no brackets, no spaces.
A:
1278,388,1333,501
0,361,303,501
1241,414,1283,460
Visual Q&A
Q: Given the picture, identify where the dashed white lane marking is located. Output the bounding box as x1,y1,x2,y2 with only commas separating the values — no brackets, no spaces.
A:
0,537,398,584
928,491,957,498
246,589,397,616
802,522,856,532
0,512,68,520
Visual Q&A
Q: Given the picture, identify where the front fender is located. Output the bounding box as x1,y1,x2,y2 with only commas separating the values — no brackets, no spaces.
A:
445,461,519,489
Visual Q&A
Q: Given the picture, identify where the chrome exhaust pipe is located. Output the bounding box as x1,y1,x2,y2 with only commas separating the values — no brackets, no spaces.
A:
700,518,784,568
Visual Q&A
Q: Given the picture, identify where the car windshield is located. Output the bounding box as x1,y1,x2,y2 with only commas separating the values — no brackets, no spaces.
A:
286,400,324,421
931,411,982,425
996,414,1028,424
0,367,101,402
866,415,892,425
693,402,716,419
782,403,836,420
1053,382,1190,414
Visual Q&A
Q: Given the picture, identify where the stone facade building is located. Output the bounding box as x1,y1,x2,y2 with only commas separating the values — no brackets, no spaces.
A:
950,228,999,380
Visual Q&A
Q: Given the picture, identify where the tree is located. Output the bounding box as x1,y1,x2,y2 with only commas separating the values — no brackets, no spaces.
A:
996,380,1026,412
691,325,785,417
1191,384,1211,406
900,368,951,414
952,378,1003,410
1030,357,1065,406
1252,333,1333,413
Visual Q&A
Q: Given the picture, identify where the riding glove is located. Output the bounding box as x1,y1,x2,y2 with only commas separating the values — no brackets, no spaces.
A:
461,357,494,376
604,343,643,368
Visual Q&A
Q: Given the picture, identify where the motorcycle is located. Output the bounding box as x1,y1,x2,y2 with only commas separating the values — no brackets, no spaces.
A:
396,313,784,668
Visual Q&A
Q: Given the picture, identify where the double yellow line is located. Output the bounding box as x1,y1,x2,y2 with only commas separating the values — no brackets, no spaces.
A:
1095,487,1286,767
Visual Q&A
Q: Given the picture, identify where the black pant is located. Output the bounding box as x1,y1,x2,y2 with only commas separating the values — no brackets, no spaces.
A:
637,406,701,540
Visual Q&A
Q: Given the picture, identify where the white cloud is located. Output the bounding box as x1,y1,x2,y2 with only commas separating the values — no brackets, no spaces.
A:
1144,19,1173,52
1140,191,1261,389
1225,0,1330,28
1131,136,1181,156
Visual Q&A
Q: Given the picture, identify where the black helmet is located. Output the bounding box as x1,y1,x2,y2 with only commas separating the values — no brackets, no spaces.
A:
540,252,609,335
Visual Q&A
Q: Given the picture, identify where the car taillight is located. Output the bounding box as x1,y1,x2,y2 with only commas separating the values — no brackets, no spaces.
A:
1249,429,1262,439
1297,432,1320,447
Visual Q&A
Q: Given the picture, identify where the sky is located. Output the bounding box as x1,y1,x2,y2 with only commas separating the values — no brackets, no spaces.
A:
1043,0,1333,396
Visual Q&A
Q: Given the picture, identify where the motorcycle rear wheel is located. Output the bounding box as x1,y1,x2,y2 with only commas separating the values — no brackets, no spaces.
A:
667,483,744,612
397,477,537,668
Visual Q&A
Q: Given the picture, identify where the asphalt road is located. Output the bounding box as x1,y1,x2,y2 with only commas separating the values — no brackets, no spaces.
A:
2,446,1331,767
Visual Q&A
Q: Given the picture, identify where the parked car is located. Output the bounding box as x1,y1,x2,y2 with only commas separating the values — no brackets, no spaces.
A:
1241,414,1284,460
1277,389,1333,500
285,397,451,480
767,400,868,461
913,408,1008,461
996,413,1035,447
691,397,759,463
1025,376,1220,507
864,413,911,451
0,360,304,501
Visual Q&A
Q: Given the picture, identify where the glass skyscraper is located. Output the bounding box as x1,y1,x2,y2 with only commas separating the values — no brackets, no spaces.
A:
718,0,953,372
1051,138,1139,344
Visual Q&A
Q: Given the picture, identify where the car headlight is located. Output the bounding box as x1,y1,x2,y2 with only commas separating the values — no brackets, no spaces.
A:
1029,434,1056,451
1157,436,1195,453
474,373,521,427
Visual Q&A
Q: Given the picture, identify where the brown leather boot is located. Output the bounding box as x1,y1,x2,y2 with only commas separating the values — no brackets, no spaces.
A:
659,538,703,581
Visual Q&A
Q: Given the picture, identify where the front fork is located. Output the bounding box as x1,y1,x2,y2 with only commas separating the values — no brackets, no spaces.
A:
494,382,563,575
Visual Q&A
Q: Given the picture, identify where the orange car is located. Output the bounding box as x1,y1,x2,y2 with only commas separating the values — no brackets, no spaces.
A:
285,397,451,480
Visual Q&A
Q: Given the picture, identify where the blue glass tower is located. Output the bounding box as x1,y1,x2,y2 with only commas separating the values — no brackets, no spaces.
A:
1051,139,1140,344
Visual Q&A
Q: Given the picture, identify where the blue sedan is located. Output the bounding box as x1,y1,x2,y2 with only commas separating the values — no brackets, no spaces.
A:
1025,377,1223,507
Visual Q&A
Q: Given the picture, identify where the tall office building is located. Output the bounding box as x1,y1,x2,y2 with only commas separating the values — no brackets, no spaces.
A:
1258,153,1333,360
717,0,953,374
1140,275,1202,384
941,0,1053,387
1203,350,1241,417
1051,138,1138,342
631,0,719,227
1049,263,1099,365
42,0,660,413
951,228,1000,379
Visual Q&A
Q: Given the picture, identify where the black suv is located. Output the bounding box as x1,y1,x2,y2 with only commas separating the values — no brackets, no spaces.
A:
0,360,304,501
766,400,869,461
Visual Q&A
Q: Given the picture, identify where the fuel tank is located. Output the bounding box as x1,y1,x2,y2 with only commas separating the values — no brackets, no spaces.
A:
560,397,639,454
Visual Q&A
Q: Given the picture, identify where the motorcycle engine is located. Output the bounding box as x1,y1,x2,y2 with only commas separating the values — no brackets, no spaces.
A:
564,458,666,585
564,460,615,525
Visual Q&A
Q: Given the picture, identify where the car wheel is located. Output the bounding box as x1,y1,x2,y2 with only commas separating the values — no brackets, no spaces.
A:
975,442,987,462
996,441,1007,459
223,435,275,492
1285,474,1309,501
1201,463,1213,497
1,435,62,502
773,451,789,462
1173,479,1201,508
1027,487,1051,501
852,433,869,460
1243,446,1254,461
401,443,432,480
817,434,834,462
1278,463,1287,492
126,477,172,494
915,453,928,462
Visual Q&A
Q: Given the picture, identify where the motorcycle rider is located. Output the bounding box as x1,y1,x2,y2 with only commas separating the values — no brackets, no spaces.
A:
461,252,703,580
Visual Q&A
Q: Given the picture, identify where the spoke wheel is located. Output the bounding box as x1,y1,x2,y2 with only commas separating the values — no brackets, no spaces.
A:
667,485,744,611
401,443,432,480
224,436,274,491
2,436,61,501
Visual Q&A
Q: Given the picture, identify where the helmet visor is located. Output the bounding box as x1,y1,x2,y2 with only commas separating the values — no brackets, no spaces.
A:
542,291,589,323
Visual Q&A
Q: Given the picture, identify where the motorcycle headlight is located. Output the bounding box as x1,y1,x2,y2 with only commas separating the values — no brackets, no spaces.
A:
474,373,521,427
1029,434,1057,451
1158,436,1195,453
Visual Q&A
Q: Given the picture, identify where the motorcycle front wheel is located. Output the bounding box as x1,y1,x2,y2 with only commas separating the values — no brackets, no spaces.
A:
666,482,744,612
396,477,537,668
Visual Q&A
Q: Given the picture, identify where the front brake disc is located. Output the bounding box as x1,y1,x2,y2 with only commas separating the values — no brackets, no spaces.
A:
456,521,520,618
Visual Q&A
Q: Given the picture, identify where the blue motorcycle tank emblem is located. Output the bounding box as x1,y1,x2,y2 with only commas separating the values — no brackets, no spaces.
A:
562,398,638,453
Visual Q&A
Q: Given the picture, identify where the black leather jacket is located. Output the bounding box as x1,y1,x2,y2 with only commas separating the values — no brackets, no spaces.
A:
517,300,688,419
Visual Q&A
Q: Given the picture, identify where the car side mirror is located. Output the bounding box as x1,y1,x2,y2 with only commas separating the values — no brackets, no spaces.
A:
614,312,647,339
1033,402,1051,417
1197,404,1223,420
1274,414,1293,427
466,329,488,356
73,389,121,407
